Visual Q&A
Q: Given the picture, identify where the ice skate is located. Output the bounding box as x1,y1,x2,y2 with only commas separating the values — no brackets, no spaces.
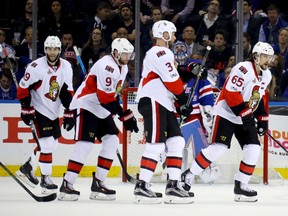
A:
89,172,116,200
133,180,162,204
164,180,194,204
234,180,258,202
40,175,58,194
16,159,39,188
181,169,194,191
58,179,80,201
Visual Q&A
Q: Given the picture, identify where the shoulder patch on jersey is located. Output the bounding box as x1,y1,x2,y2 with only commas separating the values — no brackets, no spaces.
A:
156,50,166,57
105,65,114,73
239,65,248,74
31,62,38,68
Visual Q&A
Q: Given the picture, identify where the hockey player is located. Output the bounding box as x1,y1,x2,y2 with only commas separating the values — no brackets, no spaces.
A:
133,20,194,204
181,42,274,202
58,38,138,201
16,36,75,194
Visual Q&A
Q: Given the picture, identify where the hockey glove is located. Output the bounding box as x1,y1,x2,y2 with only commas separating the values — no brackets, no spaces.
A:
186,62,207,80
257,115,268,136
175,92,193,120
240,108,255,131
63,110,75,131
21,106,35,126
119,109,139,133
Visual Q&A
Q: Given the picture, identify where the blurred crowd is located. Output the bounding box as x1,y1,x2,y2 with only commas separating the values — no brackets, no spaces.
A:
1,0,288,101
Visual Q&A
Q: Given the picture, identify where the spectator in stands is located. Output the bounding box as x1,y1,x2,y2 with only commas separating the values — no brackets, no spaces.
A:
113,26,129,39
82,1,112,45
190,0,233,47
13,26,44,60
231,0,262,47
81,27,107,71
11,0,46,44
280,69,288,99
0,68,17,100
258,5,288,47
272,27,288,71
45,0,74,38
269,54,284,98
139,0,161,24
112,3,136,43
243,32,252,60
0,29,16,72
180,25,205,57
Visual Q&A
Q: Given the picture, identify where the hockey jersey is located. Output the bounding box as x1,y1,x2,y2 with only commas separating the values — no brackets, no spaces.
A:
136,46,184,111
184,78,214,115
17,56,74,120
70,55,128,119
214,61,272,124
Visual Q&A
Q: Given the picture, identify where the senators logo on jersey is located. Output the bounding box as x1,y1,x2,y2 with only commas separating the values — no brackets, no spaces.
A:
249,85,260,111
45,76,60,101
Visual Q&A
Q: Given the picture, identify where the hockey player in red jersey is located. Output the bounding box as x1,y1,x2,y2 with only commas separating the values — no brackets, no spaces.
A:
16,36,75,194
181,42,274,202
133,20,194,204
58,38,138,201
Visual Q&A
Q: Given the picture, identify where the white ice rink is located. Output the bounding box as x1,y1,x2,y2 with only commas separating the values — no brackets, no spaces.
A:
1,177,287,216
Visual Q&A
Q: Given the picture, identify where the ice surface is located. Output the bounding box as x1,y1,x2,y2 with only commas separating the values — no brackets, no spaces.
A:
1,177,287,216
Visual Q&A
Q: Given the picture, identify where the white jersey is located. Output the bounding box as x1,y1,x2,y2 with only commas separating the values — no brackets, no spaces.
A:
17,56,74,120
214,61,272,124
70,55,128,118
136,46,184,111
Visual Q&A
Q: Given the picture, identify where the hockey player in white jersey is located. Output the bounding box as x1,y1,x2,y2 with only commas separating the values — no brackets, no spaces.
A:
16,36,75,194
133,20,194,204
58,38,138,201
181,42,274,202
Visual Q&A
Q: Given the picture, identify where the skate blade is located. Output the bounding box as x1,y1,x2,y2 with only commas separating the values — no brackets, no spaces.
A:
234,194,258,202
58,192,79,201
16,171,38,188
89,192,116,201
41,187,58,195
164,195,194,204
133,195,162,204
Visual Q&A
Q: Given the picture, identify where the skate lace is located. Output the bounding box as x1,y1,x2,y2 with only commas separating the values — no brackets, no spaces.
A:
240,183,254,192
185,171,194,186
44,175,54,185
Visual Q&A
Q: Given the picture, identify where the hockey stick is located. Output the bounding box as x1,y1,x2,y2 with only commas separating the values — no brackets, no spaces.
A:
265,132,288,154
180,46,211,126
73,46,87,75
1,45,19,88
29,121,41,151
116,149,137,184
0,161,57,202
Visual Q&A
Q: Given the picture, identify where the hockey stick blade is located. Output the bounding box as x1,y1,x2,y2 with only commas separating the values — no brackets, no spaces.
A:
116,149,137,184
265,132,288,154
0,162,57,202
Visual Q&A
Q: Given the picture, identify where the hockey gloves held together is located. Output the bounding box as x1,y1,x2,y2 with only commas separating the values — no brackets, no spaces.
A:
175,92,193,120
63,110,75,131
256,116,268,136
21,106,35,125
119,109,139,133
240,108,255,131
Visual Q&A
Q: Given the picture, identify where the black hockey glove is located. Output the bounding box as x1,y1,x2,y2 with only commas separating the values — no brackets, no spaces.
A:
240,108,255,131
256,115,268,136
186,62,207,80
21,106,35,126
63,110,75,131
119,109,139,133
175,92,193,120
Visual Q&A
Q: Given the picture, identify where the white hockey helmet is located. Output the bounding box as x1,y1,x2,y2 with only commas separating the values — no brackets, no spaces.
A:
252,42,274,56
111,38,134,65
152,20,177,42
44,36,62,54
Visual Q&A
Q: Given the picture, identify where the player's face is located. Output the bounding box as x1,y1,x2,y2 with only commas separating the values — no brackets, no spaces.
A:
46,47,60,62
119,52,134,65
258,54,274,70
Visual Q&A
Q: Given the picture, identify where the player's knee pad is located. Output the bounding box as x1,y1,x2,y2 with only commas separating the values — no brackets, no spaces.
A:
166,136,185,157
100,134,119,157
201,142,228,162
145,142,166,154
39,136,58,153
242,144,261,164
